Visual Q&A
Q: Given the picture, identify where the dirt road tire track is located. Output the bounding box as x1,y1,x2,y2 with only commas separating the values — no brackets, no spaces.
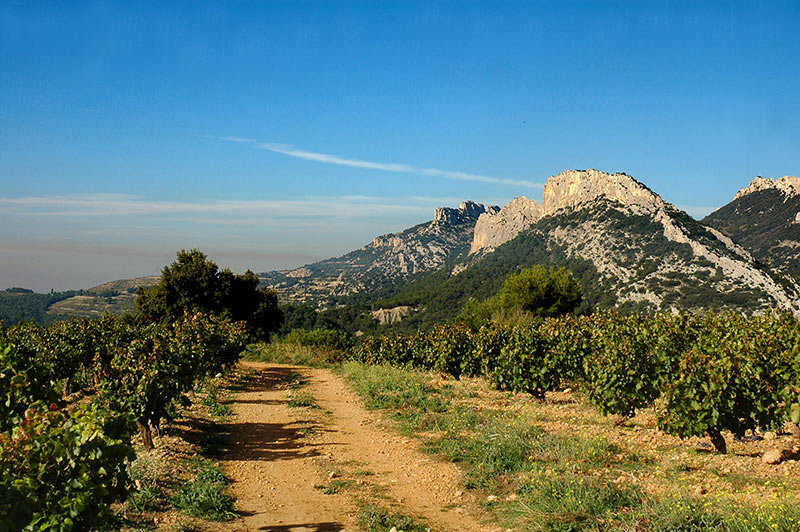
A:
219,362,488,532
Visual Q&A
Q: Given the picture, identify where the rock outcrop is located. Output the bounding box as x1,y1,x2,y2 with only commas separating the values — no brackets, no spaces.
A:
470,197,542,253
470,169,800,316
260,167,800,318
261,200,497,305
433,201,497,225
542,169,664,215
704,174,800,292
733,176,800,200
371,306,412,325
471,169,666,254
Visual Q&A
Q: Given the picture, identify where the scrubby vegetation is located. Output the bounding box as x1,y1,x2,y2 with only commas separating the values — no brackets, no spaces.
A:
342,360,800,532
348,309,800,454
0,250,273,530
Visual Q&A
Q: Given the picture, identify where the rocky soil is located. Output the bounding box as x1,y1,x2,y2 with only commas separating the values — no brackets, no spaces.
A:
218,362,490,532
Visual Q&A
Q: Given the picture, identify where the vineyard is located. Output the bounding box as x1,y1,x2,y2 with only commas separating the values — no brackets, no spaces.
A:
0,312,248,531
3,305,800,530
350,310,800,454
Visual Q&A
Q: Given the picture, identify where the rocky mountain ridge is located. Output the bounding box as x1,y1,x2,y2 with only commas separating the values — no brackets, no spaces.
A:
260,168,800,319
471,169,669,254
733,175,800,201
704,175,800,288
260,201,496,304
467,169,799,316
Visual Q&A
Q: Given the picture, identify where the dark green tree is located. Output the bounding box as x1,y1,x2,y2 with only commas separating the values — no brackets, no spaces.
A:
136,249,282,341
498,265,582,317
457,265,582,327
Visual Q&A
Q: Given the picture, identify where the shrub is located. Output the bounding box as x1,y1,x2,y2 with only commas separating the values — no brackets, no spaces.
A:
284,328,354,350
491,322,565,399
461,323,511,378
582,310,659,418
0,403,134,531
658,312,798,453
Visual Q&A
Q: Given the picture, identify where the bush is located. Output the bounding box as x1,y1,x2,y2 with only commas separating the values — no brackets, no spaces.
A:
538,315,593,384
582,310,659,418
0,343,59,434
498,265,582,318
0,403,134,531
658,312,798,453
425,324,474,379
461,323,510,378
491,322,564,399
284,328,354,350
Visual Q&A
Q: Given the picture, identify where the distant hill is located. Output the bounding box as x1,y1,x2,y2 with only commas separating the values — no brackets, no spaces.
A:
703,176,800,284
0,289,78,327
45,276,161,320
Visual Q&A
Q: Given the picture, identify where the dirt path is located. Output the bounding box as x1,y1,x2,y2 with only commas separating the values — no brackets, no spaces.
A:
220,362,488,532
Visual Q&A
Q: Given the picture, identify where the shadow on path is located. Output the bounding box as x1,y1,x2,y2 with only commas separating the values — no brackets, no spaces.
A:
259,523,345,532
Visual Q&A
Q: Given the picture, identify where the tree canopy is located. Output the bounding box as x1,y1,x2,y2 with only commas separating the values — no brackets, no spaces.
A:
136,249,282,340
457,265,582,329
498,265,582,317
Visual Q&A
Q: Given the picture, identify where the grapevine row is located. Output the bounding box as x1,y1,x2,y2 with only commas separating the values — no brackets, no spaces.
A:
0,312,248,531
349,310,800,454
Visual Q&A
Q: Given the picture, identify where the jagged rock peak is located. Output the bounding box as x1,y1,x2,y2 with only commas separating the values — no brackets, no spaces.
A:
433,200,498,225
470,196,543,254
733,175,800,200
470,169,666,255
542,169,664,215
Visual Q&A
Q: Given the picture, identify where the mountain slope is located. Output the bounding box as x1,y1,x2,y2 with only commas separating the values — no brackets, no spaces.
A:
353,170,800,330
259,201,497,305
264,169,800,329
703,176,800,283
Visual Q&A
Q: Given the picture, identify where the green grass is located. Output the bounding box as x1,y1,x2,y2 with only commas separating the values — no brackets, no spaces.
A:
500,473,641,531
341,361,454,433
644,495,800,532
357,502,429,532
171,459,236,521
315,479,352,494
244,341,343,367
288,391,319,408
341,361,800,531
201,384,233,420
127,485,164,513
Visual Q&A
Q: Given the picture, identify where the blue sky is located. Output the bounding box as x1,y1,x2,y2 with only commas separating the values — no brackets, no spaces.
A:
1,1,798,291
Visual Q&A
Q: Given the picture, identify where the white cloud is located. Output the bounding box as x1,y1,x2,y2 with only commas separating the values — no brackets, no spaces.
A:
210,135,255,144
259,143,415,173
218,138,544,189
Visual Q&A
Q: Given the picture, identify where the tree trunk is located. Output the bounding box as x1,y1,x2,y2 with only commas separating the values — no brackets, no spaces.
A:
62,377,71,399
138,420,154,451
708,428,727,454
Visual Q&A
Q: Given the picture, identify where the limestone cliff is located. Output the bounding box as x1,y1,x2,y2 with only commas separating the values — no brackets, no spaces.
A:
471,169,666,255
468,169,800,316
733,176,800,200
541,169,664,215
470,197,542,253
